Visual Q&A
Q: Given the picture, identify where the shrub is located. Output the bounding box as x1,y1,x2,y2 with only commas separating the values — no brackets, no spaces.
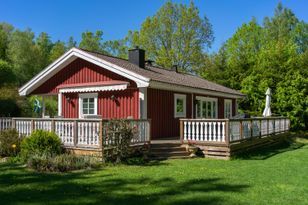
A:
21,130,62,160
0,129,22,157
27,153,101,172
104,120,137,163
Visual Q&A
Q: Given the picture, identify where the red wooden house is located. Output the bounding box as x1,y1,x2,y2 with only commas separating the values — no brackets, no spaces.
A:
19,47,244,139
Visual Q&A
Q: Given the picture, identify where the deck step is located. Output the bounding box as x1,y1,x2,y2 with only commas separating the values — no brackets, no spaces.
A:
149,143,190,160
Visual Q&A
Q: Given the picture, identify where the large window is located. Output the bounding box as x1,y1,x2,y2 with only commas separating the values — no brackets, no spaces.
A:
195,96,218,119
174,94,186,118
79,93,98,118
224,99,232,118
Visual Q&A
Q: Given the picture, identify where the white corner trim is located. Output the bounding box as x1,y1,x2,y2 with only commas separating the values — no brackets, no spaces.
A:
59,84,127,93
19,48,150,96
150,81,244,99
174,93,187,118
139,87,147,119
78,93,98,119
58,93,62,117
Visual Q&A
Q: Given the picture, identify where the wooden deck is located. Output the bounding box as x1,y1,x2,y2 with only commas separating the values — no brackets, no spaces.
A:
0,117,151,156
0,116,290,160
180,117,290,159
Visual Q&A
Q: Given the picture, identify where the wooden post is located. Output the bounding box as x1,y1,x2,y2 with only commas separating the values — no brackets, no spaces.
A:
148,119,152,142
225,120,230,145
273,119,276,135
240,120,243,140
259,120,262,138
180,120,184,144
12,118,16,129
99,120,103,149
267,119,269,136
73,120,78,147
31,119,35,133
51,119,55,132
250,120,253,139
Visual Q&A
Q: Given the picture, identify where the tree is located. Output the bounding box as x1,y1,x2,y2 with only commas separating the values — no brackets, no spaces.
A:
0,60,15,86
127,1,214,72
276,71,308,130
49,41,66,62
7,29,40,85
0,23,14,60
36,32,53,67
79,30,104,52
67,36,76,49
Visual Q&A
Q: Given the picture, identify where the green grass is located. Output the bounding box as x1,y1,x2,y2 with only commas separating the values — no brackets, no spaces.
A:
0,134,308,205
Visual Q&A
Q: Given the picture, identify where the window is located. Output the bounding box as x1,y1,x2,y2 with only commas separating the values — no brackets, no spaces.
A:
224,99,232,118
79,93,98,118
195,96,218,119
174,94,186,118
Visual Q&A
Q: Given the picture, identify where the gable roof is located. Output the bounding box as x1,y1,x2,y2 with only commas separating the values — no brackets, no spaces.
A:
19,47,244,98
81,49,244,98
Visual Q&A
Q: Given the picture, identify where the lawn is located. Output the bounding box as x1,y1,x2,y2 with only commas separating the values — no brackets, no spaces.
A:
0,135,307,205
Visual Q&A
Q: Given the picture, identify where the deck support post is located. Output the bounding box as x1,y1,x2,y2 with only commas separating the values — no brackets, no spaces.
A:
12,118,16,129
225,120,230,146
180,120,184,144
31,119,35,133
73,120,78,147
99,120,104,159
240,121,243,140
250,120,253,139
51,119,55,132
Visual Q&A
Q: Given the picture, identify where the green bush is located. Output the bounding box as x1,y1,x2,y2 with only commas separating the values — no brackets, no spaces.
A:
0,129,21,157
104,120,136,163
27,154,101,172
21,130,62,159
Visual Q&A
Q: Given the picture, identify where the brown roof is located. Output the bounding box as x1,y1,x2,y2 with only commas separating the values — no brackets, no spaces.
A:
81,49,244,97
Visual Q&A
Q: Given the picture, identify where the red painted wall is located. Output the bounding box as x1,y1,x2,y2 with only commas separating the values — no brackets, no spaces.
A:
32,58,136,94
147,88,192,139
32,58,139,119
148,89,237,139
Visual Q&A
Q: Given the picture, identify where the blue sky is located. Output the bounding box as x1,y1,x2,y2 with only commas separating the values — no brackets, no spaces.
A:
1,0,307,52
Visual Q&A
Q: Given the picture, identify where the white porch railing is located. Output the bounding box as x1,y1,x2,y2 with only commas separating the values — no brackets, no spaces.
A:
0,118,151,149
180,117,290,145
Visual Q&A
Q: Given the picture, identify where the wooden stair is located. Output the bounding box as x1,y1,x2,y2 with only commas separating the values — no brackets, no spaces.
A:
150,143,191,160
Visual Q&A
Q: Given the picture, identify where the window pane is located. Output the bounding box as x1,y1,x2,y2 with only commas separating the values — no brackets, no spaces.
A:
202,101,207,118
88,108,95,114
207,101,212,118
89,98,94,103
213,101,217,118
83,108,88,114
89,103,94,109
176,99,184,113
196,100,201,118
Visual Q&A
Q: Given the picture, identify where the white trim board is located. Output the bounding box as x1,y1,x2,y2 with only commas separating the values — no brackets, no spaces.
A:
19,48,150,96
149,81,244,99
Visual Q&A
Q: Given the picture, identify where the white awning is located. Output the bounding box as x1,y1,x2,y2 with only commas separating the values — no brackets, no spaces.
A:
58,81,129,93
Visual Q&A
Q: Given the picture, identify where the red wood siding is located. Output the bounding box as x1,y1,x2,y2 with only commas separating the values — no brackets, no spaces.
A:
61,89,139,119
98,89,139,119
147,88,192,139
32,58,136,95
62,93,79,118
32,58,139,119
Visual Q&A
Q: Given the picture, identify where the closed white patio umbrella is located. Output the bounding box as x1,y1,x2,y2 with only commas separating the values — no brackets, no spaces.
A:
262,88,272,117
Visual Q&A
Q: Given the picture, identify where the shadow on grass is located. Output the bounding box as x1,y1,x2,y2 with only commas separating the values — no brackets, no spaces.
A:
0,163,249,205
233,132,308,160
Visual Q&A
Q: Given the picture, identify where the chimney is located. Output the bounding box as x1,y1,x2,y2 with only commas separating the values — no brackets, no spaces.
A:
128,46,145,68
171,65,178,72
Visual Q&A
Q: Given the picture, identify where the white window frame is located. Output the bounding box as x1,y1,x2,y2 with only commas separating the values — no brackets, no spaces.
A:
224,99,232,119
79,93,98,118
174,94,187,118
195,96,218,119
